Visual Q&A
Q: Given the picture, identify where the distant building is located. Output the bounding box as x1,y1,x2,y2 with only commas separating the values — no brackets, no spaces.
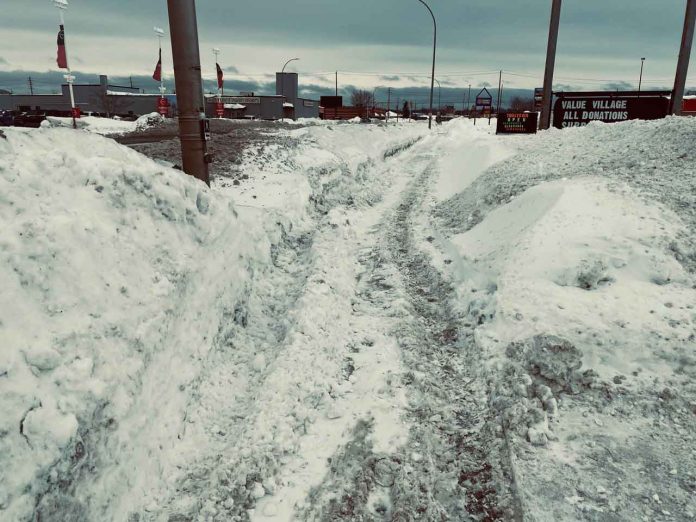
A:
0,75,168,117
1,72,320,120
204,72,319,120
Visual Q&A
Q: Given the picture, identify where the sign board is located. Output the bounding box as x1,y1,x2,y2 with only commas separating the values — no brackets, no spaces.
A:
223,96,260,105
475,87,493,108
534,87,544,109
553,93,669,129
215,101,225,117
71,107,81,119
157,97,169,116
496,112,538,134
303,100,315,107
320,96,343,108
200,118,211,141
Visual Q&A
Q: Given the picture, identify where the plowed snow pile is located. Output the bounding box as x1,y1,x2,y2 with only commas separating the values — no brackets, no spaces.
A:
431,117,696,521
0,127,269,519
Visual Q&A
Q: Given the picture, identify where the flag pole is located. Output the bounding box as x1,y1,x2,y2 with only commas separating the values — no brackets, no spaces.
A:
213,47,221,118
154,27,166,99
54,0,76,129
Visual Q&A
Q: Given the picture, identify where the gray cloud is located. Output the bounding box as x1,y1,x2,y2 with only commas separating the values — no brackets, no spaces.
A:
1,0,693,91
223,65,239,74
380,75,400,82
0,57,8,65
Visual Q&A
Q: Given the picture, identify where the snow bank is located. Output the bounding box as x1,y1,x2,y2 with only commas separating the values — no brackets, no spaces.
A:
45,116,138,135
431,117,696,519
0,128,267,520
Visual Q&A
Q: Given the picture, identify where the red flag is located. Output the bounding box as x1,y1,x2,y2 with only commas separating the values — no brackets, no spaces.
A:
216,62,224,90
56,24,68,69
152,48,162,82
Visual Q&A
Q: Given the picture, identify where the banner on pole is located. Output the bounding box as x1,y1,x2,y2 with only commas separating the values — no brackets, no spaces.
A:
152,49,162,82
216,63,224,90
56,25,68,69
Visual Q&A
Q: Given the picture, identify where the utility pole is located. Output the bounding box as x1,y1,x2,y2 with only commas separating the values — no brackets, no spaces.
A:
335,71,338,96
638,57,645,94
167,0,210,185
671,0,696,115
28,77,34,95
496,70,502,115
387,87,391,122
467,83,471,116
540,0,562,130
130,75,133,88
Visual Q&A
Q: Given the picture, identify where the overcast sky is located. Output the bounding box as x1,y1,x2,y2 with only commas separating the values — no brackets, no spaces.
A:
1,0,694,97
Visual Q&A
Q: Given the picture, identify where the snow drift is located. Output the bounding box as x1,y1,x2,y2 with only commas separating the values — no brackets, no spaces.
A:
0,128,268,519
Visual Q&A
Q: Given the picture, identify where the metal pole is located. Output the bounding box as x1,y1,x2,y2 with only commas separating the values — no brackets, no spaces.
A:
280,57,299,122
417,0,436,129
467,83,471,116
213,47,221,118
638,57,645,94
335,71,338,96
540,0,562,130
54,1,77,129
167,0,210,185
387,87,391,122
496,70,502,115
671,0,696,115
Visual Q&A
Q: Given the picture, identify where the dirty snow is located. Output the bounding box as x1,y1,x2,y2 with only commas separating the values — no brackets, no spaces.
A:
1,115,694,521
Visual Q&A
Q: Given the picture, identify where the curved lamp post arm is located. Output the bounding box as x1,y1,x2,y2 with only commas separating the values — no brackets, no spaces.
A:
417,0,436,129
281,57,299,74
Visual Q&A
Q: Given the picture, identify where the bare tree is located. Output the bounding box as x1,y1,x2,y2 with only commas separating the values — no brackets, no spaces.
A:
351,89,375,108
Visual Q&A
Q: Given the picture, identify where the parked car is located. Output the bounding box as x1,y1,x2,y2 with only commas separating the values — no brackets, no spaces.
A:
0,110,14,126
12,112,47,128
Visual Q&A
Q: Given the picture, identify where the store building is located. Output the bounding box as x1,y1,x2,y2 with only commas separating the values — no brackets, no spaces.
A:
0,75,171,117
205,72,319,120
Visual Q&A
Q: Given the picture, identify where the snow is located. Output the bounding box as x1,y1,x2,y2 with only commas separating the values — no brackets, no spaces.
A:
1,114,694,521
46,115,138,135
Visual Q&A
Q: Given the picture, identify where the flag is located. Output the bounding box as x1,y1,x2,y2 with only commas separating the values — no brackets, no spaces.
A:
56,25,68,69
216,62,224,90
152,48,162,82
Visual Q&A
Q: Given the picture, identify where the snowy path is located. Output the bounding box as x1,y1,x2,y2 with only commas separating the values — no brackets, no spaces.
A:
246,126,520,520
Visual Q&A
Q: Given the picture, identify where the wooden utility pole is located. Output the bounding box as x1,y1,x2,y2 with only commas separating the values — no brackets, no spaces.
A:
671,0,696,115
540,0,562,129
335,71,338,96
167,0,210,185
496,70,502,115
28,77,34,95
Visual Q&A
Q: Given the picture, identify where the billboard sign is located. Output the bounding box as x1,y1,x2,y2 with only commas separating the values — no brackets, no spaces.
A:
534,87,544,109
223,96,260,105
475,87,493,108
320,96,343,108
553,93,669,128
496,112,538,134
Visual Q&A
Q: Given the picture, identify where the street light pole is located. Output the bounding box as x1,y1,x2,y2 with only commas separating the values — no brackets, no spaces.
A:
434,78,441,113
280,57,299,122
53,0,77,129
638,57,645,94
417,0,436,129
167,0,210,185
154,26,166,100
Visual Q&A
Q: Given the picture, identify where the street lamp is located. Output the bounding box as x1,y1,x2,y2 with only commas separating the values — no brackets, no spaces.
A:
416,0,436,129
280,57,299,121
638,57,646,94
154,26,166,98
53,0,77,128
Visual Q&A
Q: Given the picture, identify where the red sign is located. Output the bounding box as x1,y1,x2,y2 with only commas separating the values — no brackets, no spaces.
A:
215,101,225,117
157,97,169,116
71,107,81,119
